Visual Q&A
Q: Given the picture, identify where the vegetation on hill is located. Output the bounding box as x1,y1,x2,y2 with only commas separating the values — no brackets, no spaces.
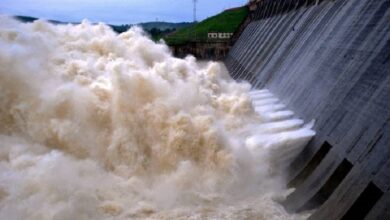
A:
15,15,38,23
138,22,194,41
14,16,193,41
15,15,64,24
110,21,193,35
138,21,194,31
164,7,248,45
14,7,249,45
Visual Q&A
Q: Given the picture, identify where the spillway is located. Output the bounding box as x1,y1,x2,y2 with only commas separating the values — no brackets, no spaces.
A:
0,17,316,219
225,0,390,219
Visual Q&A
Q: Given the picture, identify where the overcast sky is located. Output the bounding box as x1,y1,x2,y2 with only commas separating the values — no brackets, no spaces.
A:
0,0,248,24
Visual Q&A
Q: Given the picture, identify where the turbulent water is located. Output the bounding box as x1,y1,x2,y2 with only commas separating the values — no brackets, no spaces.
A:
0,17,315,220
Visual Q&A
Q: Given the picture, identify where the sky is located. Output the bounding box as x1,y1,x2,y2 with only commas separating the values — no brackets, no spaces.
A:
0,0,248,24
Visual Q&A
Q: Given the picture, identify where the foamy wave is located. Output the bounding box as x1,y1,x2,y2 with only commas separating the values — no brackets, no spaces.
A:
0,17,314,220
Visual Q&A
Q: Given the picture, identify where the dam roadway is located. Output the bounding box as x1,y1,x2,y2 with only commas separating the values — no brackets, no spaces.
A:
224,0,390,219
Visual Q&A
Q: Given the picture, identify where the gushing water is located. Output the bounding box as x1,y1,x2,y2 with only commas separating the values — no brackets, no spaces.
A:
0,17,315,220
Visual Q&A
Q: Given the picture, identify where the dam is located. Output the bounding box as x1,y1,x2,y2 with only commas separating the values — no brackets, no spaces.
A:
225,0,390,219
0,0,388,219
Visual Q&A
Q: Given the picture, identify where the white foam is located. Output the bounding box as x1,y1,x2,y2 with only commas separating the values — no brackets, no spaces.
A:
0,17,315,220
255,103,286,113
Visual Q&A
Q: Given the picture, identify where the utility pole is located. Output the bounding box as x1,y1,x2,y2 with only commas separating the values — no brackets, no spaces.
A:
193,0,197,22
191,0,198,42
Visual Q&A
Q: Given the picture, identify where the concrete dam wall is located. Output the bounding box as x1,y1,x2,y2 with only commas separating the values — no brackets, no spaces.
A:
225,0,390,219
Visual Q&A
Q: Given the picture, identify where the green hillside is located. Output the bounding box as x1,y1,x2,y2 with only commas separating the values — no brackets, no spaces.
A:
164,7,248,45
138,21,194,31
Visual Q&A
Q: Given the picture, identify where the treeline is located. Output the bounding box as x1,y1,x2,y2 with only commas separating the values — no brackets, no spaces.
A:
148,27,176,41
14,15,189,42
109,24,131,33
110,25,176,41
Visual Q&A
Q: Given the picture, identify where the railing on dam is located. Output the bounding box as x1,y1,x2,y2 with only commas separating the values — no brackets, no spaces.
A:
225,0,390,219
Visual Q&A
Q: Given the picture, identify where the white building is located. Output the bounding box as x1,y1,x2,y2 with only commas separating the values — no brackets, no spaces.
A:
208,32,234,39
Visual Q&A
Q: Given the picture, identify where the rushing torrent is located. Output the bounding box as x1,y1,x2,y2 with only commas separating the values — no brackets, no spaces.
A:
0,17,315,220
